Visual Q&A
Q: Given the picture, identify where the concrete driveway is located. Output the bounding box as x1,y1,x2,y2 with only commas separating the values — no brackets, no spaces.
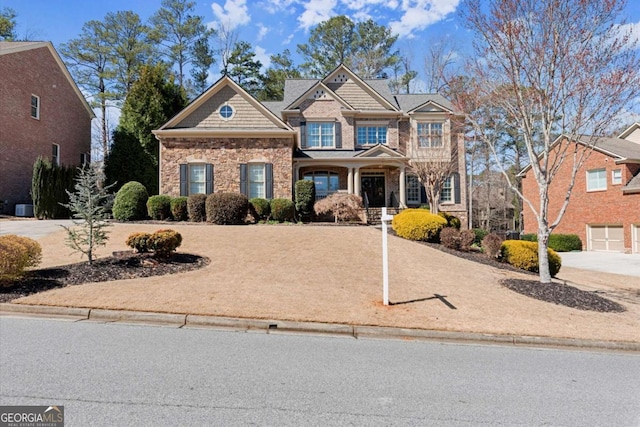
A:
560,251,640,277
0,218,75,240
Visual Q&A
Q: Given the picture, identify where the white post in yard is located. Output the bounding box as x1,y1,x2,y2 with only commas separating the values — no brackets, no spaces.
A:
381,207,394,306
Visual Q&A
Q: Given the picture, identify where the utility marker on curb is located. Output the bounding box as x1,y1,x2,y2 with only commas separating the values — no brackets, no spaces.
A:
381,207,394,306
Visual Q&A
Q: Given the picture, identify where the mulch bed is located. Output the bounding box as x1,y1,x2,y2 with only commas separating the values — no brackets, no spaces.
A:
0,252,210,303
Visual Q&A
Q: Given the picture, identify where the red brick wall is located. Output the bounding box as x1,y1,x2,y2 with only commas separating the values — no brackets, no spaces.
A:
522,142,640,251
0,45,92,212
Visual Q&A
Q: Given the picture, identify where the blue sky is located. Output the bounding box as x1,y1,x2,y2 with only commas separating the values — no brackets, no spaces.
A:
6,0,639,86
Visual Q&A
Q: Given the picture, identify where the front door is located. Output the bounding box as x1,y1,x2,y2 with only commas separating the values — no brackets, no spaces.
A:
362,175,385,207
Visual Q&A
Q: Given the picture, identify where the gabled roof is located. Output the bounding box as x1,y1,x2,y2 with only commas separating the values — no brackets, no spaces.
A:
156,75,292,135
623,171,640,194
394,94,455,113
0,41,95,118
323,64,399,111
284,81,354,111
618,122,640,139
353,144,405,158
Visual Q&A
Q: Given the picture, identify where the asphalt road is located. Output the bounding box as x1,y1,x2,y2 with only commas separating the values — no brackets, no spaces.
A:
1,317,638,426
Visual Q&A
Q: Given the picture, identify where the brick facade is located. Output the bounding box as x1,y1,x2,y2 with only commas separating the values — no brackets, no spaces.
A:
522,142,640,252
160,138,293,199
0,43,92,213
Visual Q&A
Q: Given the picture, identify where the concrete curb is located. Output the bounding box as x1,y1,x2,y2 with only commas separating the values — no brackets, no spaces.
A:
2,303,639,352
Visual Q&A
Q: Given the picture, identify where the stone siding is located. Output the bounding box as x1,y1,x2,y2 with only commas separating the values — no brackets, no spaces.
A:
160,138,293,198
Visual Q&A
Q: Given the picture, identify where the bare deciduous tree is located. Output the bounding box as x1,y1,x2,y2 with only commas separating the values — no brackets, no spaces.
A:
461,0,640,283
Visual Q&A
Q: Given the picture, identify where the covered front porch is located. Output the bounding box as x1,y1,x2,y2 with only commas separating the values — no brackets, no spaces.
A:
293,145,410,208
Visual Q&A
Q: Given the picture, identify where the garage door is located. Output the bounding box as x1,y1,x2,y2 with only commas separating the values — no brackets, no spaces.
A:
634,225,640,254
588,225,624,252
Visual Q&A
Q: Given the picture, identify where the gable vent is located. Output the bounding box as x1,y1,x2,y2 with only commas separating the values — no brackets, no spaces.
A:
332,74,348,83
311,89,328,99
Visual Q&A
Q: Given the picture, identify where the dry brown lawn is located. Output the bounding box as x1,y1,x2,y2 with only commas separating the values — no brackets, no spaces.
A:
14,223,640,343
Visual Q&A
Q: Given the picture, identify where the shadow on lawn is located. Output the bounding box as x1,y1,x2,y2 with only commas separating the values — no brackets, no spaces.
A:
391,294,457,309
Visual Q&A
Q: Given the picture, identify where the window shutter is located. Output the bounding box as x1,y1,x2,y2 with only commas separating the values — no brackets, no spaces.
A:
239,163,247,196
453,173,461,204
206,164,214,194
300,122,307,149
335,121,342,148
265,163,273,199
179,164,188,196
420,185,428,204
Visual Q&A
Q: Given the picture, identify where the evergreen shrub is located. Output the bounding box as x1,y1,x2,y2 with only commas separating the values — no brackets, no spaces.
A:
270,198,295,222
147,195,172,220
249,197,271,221
187,194,207,222
520,233,582,252
206,192,249,224
391,209,447,242
112,181,149,221
501,240,562,277
170,197,188,221
294,180,315,221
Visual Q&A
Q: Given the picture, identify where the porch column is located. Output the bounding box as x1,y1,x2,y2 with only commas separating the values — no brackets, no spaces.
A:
354,167,361,197
347,168,353,194
399,165,406,208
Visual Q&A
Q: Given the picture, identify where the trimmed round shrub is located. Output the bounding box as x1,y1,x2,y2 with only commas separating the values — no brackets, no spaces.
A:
147,195,172,220
440,227,461,250
187,194,207,222
501,240,562,277
295,179,315,221
438,211,461,229
125,232,152,253
392,208,447,242
206,192,249,224
170,197,188,222
249,197,271,221
473,228,489,246
520,233,582,252
112,181,149,221
0,235,42,283
481,233,503,258
148,229,182,258
459,229,475,252
270,198,295,222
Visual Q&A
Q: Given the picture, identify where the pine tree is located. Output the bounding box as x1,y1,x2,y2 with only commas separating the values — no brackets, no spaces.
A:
60,164,115,265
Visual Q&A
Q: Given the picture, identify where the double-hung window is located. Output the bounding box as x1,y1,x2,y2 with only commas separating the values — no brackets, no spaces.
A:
31,95,40,119
307,122,335,148
587,169,606,191
612,169,622,185
418,122,443,148
189,164,206,195
440,176,453,202
249,164,266,199
357,126,387,145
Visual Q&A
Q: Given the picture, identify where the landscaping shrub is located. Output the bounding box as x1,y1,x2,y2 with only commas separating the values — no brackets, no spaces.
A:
31,156,76,219
392,209,447,242
206,192,249,224
249,197,271,221
147,195,172,220
0,235,42,283
438,211,461,229
472,228,489,246
481,233,503,258
187,194,207,222
125,232,152,253
112,181,149,221
520,233,582,252
460,229,475,252
295,180,316,221
440,227,461,250
170,197,188,221
271,198,295,222
313,193,363,223
148,229,182,258
501,240,562,277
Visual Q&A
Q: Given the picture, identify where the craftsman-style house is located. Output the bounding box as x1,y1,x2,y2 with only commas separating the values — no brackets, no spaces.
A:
153,65,467,225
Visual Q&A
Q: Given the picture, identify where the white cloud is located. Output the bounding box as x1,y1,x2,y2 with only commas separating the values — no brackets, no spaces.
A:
211,0,251,30
298,0,338,30
617,20,640,47
256,23,269,41
389,0,460,38
254,46,271,71
283,33,294,45
263,0,297,14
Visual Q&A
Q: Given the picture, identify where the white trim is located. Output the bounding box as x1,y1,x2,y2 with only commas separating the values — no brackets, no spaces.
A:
633,224,640,254
51,143,60,166
30,94,40,120
218,103,235,121
611,168,622,185
586,168,607,192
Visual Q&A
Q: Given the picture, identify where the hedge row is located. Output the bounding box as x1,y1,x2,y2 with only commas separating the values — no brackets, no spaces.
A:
520,233,583,252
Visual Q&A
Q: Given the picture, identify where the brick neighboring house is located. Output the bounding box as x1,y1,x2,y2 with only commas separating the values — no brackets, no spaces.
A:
154,65,467,225
0,41,94,215
521,122,640,253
